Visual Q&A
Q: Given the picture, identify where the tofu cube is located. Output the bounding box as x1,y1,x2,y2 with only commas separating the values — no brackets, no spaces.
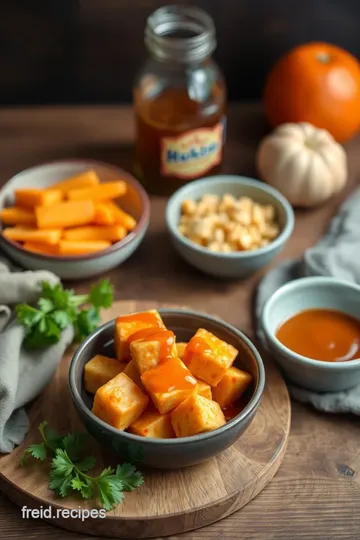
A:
92,373,149,430
141,357,197,414
130,329,177,375
123,359,144,390
183,328,238,387
196,380,212,400
114,310,165,361
212,367,253,408
128,405,175,438
84,355,126,394
176,342,188,360
171,394,226,437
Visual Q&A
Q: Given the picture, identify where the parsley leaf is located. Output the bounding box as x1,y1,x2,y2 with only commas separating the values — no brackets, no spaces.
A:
20,442,47,465
52,449,75,476
87,279,114,309
20,421,143,510
73,307,101,342
61,432,88,460
16,279,113,349
75,456,97,472
71,474,93,498
49,470,75,498
97,473,124,511
115,463,144,491
51,310,72,329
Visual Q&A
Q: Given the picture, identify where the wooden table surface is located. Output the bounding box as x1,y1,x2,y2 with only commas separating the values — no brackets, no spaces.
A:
0,104,359,540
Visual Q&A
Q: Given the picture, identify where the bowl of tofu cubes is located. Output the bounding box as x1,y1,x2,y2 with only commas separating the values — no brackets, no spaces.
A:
69,308,265,468
166,175,295,278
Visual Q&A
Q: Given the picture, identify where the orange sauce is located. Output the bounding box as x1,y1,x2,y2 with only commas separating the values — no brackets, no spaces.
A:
134,86,226,195
183,337,212,365
128,328,175,362
141,357,197,394
276,309,360,362
222,403,243,421
117,312,162,327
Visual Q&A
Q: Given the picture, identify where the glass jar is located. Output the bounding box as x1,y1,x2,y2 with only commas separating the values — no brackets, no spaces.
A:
134,5,227,196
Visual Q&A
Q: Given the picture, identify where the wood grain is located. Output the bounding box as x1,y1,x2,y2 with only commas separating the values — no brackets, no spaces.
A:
0,300,290,538
0,104,360,539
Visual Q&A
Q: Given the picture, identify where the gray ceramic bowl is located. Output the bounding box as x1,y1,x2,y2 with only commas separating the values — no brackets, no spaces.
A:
69,309,265,469
165,175,294,279
261,277,360,392
0,159,150,279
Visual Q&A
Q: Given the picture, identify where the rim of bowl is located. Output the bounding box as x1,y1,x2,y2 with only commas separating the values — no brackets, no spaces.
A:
69,308,265,445
0,158,150,262
261,276,360,369
165,175,295,258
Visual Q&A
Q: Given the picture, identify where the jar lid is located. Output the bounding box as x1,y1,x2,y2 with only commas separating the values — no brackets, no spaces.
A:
145,5,217,63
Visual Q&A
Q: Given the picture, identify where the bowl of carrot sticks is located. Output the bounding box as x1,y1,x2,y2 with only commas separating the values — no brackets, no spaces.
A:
0,159,150,279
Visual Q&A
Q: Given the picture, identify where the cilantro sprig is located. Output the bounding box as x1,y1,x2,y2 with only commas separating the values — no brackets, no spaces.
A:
16,279,113,349
21,421,143,510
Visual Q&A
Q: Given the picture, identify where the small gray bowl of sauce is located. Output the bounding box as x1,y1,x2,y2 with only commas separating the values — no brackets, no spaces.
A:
261,276,360,392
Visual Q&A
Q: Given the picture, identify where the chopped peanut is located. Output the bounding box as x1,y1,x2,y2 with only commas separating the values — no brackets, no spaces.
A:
177,193,280,253
181,199,197,216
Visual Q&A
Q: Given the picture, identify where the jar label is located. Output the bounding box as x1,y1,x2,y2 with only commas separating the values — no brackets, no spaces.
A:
160,121,224,179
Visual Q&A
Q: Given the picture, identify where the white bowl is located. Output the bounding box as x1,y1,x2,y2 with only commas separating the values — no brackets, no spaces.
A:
166,175,295,279
261,277,360,392
0,159,150,279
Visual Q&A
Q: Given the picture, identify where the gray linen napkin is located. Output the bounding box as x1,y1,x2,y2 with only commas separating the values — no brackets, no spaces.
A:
0,258,74,453
256,186,360,414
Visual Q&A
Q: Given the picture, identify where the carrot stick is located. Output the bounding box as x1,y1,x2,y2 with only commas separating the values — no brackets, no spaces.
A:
58,240,111,255
50,170,100,193
106,202,137,231
62,225,127,242
23,242,60,255
15,189,63,208
36,200,95,229
3,227,62,244
67,181,127,202
93,203,115,225
0,206,36,226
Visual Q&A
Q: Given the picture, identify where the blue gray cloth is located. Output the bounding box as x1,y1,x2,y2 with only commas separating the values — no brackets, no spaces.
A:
256,187,360,414
0,258,73,453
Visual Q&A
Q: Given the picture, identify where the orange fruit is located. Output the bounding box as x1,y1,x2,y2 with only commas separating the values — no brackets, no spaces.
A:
264,42,360,142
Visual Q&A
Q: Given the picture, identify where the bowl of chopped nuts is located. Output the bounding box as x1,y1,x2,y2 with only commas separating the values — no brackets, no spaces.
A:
165,175,295,278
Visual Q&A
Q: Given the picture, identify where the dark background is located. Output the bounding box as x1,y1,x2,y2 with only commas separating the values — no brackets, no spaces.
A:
1,0,360,105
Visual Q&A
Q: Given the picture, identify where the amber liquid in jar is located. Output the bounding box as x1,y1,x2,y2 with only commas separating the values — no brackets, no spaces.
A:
134,6,227,196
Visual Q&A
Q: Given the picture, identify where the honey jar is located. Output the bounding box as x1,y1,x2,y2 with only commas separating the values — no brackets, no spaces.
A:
134,5,227,196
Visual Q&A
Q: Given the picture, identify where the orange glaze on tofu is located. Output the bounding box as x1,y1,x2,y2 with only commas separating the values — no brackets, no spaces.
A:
129,328,175,361
114,310,165,360
119,312,163,326
183,329,238,387
184,337,212,358
129,328,177,375
141,357,198,414
141,357,197,394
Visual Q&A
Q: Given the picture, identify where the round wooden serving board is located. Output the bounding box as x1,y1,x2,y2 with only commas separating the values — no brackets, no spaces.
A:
0,300,291,538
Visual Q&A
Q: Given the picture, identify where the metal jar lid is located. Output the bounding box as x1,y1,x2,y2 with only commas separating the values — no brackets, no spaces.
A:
144,5,217,63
